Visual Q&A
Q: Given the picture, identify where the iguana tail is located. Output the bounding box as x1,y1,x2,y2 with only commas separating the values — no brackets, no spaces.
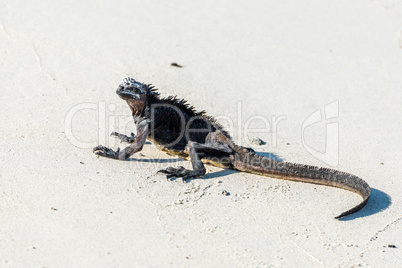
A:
232,152,370,219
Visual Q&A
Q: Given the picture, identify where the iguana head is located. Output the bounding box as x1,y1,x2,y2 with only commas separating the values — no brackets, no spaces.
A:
116,77,149,101
117,77,149,115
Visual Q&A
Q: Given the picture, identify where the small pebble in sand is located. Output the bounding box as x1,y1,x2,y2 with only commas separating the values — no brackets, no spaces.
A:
251,137,266,146
171,62,183,68
221,190,230,196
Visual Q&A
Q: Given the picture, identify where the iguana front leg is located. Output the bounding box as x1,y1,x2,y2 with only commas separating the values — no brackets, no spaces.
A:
158,141,233,182
93,119,150,160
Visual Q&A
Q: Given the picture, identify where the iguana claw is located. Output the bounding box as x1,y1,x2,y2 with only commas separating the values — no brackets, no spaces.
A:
93,145,120,159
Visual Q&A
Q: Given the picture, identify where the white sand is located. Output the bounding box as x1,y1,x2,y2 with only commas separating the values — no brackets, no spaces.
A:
1,0,401,266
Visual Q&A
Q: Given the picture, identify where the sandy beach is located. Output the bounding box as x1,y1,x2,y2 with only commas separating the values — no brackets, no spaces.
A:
1,0,401,267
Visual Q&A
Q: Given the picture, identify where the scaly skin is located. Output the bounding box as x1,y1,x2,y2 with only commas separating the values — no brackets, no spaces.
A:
93,77,371,219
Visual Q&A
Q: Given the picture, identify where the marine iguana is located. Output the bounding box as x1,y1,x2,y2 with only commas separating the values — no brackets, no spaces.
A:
93,77,370,219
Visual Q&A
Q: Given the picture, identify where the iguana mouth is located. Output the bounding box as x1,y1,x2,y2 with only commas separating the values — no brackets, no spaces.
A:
116,86,140,100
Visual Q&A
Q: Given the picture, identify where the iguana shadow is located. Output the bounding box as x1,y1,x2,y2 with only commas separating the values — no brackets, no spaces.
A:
255,151,283,162
141,149,390,219
180,151,284,181
126,149,283,167
338,188,391,221
205,171,391,220
127,157,184,163
181,151,390,219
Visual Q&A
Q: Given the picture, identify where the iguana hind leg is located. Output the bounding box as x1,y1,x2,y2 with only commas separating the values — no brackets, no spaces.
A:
158,141,234,182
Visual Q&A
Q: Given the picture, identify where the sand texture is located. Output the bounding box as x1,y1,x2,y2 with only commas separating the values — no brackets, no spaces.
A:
0,0,401,267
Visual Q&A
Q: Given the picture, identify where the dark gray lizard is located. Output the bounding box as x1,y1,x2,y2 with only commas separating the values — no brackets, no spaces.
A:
93,78,370,219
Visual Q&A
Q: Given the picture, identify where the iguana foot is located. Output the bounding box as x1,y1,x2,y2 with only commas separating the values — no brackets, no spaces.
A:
93,145,120,159
111,132,136,143
158,166,204,182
